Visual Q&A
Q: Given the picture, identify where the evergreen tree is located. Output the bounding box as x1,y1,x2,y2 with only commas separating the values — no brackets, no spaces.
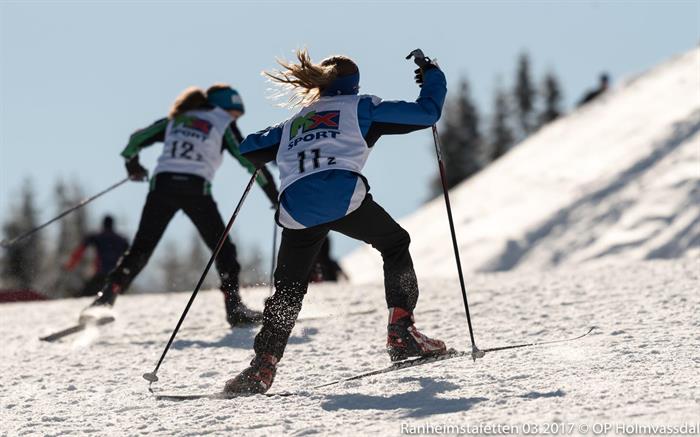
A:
488,84,514,161
539,71,563,126
431,78,482,196
1,180,45,290
51,179,91,296
514,52,537,138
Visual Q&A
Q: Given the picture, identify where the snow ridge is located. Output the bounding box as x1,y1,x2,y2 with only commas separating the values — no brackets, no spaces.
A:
343,48,700,283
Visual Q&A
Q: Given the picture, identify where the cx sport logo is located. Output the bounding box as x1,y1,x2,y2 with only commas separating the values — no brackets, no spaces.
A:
287,110,340,150
289,110,339,140
173,115,213,136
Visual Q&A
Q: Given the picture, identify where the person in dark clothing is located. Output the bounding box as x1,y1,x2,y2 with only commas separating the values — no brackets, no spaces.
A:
81,84,279,327
308,237,347,282
578,73,610,106
224,48,448,394
64,215,129,297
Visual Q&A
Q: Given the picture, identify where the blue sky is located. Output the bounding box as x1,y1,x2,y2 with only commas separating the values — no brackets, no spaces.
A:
1,1,698,285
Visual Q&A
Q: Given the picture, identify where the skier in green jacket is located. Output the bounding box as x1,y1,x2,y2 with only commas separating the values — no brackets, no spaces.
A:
81,84,278,327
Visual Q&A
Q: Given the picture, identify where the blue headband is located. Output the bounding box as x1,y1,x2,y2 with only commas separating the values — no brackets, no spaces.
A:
321,72,360,96
207,88,245,113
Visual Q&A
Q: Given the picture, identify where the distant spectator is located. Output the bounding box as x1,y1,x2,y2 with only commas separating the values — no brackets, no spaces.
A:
309,237,347,283
578,73,610,106
64,215,129,297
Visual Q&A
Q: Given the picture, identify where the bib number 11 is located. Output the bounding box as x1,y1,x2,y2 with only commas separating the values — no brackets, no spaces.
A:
297,148,335,173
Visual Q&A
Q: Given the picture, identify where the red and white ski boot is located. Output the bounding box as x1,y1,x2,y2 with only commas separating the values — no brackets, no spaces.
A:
386,307,447,362
224,353,278,395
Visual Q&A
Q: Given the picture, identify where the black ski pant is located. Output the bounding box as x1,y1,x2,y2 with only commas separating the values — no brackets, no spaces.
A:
254,194,418,359
79,273,108,297
106,173,241,301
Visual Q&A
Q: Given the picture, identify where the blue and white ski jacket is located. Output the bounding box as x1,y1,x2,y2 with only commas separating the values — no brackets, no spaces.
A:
240,67,447,229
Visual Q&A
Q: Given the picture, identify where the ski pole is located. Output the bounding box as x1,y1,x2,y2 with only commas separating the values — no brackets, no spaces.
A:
406,49,484,360
143,170,260,386
0,177,130,249
269,219,278,296
431,124,484,361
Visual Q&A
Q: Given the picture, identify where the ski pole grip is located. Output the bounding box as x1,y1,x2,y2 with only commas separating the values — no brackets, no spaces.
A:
406,49,429,68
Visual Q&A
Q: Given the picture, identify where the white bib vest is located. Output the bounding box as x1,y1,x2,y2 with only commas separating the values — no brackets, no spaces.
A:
154,107,233,182
277,95,371,194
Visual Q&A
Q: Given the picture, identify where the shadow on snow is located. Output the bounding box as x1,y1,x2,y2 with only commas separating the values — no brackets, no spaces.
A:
170,326,319,350
321,377,488,418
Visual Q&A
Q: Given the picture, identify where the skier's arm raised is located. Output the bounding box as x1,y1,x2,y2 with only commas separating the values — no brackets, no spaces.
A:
361,66,447,147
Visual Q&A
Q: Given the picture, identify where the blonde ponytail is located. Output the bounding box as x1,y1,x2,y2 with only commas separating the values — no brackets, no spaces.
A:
264,48,358,108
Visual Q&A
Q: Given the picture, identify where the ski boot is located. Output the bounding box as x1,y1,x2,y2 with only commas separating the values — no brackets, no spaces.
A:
79,283,120,324
223,291,263,327
90,282,120,307
224,353,278,395
386,307,447,362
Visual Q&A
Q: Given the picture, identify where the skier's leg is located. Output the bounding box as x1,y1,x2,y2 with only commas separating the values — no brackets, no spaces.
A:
225,225,328,394
331,194,446,361
79,273,107,297
255,225,328,357
331,194,418,311
182,196,257,326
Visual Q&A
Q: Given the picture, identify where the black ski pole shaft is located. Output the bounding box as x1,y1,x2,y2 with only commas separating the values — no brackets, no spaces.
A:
431,125,483,359
405,49,482,358
269,219,277,296
1,177,130,249
143,170,259,384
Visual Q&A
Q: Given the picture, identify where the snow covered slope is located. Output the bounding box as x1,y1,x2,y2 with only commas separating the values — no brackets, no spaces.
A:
343,48,700,283
1,259,698,435
2,49,698,437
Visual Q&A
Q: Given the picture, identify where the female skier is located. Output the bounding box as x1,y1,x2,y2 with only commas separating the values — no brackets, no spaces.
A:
225,49,448,393
82,84,278,327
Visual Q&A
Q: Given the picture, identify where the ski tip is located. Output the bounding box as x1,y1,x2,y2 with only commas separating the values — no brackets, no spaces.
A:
143,372,159,383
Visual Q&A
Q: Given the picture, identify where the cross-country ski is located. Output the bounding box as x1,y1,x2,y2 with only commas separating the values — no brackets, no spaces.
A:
39,315,116,342
153,391,296,402
143,327,597,401
2,3,698,436
315,327,597,389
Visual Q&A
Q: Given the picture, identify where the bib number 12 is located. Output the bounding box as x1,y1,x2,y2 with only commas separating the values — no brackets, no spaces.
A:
170,140,202,161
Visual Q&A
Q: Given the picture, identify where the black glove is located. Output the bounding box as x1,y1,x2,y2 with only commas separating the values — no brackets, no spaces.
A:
125,156,149,181
406,48,438,87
